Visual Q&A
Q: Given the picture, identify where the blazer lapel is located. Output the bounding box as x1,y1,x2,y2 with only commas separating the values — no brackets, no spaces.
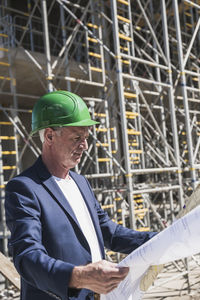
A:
35,157,80,228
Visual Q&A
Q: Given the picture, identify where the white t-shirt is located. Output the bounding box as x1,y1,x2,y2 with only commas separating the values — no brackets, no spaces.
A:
53,175,102,262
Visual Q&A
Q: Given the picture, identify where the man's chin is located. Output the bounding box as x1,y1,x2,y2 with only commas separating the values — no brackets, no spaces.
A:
74,153,82,160
73,156,81,165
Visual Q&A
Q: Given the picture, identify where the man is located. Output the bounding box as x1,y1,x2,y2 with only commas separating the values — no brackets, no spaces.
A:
5,91,156,300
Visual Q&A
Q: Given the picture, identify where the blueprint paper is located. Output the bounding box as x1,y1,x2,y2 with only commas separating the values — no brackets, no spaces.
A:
101,205,200,300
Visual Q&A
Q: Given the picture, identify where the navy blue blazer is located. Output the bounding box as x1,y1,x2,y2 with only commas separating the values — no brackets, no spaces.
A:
5,156,155,300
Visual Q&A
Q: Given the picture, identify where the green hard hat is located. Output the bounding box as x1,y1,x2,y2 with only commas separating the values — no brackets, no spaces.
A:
31,90,99,135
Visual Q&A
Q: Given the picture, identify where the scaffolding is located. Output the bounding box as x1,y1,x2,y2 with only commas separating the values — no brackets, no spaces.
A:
1,0,200,297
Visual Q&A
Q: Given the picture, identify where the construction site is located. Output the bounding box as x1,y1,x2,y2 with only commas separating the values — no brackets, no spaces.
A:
1,0,200,299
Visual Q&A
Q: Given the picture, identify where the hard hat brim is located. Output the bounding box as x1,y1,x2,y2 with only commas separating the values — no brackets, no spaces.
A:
31,119,100,135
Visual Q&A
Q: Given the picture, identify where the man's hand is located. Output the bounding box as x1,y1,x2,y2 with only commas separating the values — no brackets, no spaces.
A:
69,260,129,294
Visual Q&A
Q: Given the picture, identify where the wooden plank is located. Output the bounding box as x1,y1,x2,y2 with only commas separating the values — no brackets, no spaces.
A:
0,252,20,290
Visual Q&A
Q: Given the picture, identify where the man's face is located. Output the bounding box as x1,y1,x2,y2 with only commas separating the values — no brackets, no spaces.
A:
49,126,89,170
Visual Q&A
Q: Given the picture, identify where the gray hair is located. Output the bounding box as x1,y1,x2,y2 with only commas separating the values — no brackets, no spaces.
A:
39,129,45,143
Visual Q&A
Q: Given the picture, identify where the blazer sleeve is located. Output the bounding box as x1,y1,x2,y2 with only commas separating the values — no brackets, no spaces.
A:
5,178,75,300
84,177,156,255
96,201,156,254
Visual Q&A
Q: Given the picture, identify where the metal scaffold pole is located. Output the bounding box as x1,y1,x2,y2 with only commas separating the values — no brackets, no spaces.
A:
161,0,184,210
173,0,196,190
110,0,135,229
41,0,54,92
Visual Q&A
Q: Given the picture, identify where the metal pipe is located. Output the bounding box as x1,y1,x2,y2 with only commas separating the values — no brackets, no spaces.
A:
110,0,135,229
55,75,105,87
132,185,180,194
41,0,53,91
173,0,196,189
122,73,171,87
85,173,114,179
183,17,200,68
184,0,200,9
161,0,184,211
131,167,179,175
120,53,169,70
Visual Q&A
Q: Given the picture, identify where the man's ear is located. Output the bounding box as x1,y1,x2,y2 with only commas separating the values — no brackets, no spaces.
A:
44,128,53,143
47,134,52,140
